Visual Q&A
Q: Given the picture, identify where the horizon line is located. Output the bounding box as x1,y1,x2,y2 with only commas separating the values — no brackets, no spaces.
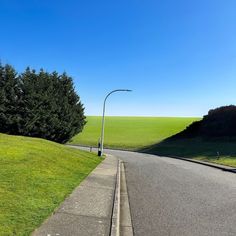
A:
85,115,202,118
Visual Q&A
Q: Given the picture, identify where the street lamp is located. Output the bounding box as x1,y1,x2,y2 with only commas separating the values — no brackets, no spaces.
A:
98,89,132,156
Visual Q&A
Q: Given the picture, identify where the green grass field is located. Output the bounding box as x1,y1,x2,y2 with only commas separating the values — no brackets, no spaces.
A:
0,133,102,236
69,116,199,149
70,116,236,168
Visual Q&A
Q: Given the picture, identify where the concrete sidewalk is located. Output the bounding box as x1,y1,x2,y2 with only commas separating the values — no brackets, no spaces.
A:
32,155,118,236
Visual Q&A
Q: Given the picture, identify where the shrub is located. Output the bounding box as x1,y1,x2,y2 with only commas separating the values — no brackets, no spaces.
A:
177,105,236,138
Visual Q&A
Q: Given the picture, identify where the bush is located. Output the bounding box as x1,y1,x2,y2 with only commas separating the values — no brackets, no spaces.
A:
177,105,236,138
0,63,86,143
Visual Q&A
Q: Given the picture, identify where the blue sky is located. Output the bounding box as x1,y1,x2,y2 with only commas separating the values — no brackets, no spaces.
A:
1,0,236,117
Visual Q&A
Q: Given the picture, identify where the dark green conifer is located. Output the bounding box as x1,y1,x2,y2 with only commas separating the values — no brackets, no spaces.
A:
0,64,21,134
0,63,86,143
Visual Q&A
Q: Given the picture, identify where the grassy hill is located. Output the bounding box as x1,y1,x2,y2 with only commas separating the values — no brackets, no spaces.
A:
143,106,236,167
69,115,236,168
0,133,102,236
69,116,199,150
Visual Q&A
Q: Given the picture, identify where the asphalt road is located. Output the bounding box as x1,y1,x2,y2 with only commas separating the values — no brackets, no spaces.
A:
103,149,236,236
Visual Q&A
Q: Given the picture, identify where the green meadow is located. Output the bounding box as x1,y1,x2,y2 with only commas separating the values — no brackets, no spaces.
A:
0,133,102,236
69,116,199,149
70,116,236,168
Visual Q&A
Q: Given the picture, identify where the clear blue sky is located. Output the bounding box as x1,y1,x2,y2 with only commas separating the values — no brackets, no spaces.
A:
1,0,236,117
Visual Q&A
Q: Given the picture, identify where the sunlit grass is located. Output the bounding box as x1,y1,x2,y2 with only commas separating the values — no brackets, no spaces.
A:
69,116,199,149
0,133,102,235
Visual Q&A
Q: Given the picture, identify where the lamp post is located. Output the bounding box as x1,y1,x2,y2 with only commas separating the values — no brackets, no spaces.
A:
98,89,132,156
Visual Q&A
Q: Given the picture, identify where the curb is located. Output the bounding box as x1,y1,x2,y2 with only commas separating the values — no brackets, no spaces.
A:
66,144,134,152
110,159,121,236
110,160,134,236
164,155,236,173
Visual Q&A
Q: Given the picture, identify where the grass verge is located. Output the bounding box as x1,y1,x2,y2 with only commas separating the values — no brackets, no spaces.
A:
142,137,236,167
0,133,102,236
69,116,199,150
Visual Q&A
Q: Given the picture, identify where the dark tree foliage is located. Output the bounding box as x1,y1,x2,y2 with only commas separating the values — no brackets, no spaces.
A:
0,64,22,134
0,63,86,143
176,105,236,138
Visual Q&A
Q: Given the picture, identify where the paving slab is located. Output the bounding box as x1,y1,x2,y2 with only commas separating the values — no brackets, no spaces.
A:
32,213,107,236
57,185,114,218
80,172,115,190
32,155,118,236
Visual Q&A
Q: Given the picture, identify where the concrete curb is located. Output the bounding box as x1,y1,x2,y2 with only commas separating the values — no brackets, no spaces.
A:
66,144,134,152
163,155,236,173
110,160,121,236
110,160,134,236
120,161,134,236
32,154,118,236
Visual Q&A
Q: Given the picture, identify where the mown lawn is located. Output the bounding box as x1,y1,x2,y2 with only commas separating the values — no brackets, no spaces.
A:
0,133,102,236
69,116,199,150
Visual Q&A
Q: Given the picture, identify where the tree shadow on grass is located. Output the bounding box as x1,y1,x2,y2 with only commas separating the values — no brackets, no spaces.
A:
138,135,236,160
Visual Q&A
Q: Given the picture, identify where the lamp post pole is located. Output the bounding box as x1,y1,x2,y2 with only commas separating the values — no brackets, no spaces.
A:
98,89,132,156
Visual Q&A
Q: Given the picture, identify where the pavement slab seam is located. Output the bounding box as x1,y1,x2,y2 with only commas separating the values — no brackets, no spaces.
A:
55,211,109,221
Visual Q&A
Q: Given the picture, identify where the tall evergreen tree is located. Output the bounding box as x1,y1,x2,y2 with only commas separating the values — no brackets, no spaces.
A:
0,64,21,134
0,63,86,143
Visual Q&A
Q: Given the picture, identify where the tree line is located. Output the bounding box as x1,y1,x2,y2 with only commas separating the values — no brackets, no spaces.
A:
0,63,86,143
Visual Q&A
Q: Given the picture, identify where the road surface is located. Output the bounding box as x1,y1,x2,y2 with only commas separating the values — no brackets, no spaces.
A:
104,149,236,236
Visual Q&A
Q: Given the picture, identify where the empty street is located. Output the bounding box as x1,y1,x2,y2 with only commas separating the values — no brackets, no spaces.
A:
105,149,236,236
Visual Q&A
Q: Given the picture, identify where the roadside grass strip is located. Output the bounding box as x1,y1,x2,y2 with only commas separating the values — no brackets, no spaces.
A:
0,133,102,236
147,137,236,168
